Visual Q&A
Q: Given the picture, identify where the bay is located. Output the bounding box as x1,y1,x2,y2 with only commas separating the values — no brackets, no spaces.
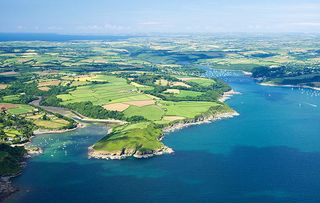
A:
4,69,320,203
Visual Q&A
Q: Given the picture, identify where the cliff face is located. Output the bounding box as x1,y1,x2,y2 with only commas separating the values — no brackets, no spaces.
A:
88,145,173,160
0,144,27,201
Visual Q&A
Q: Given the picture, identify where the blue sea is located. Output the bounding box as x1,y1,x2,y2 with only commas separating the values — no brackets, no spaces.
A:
4,69,320,203
0,33,132,41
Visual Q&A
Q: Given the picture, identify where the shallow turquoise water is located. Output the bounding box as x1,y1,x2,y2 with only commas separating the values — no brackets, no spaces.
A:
5,70,320,203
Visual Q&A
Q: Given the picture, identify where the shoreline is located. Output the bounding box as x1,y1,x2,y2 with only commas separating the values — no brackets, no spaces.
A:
88,90,240,160
0,176,19,202
218,89,241,102
33,123,84,135
87,128,175,160
88,145,174,160
163,110,239,133
88,110,239,160
242,71,253,76
12,123,84,155
260,82,320,91
0,123,85,200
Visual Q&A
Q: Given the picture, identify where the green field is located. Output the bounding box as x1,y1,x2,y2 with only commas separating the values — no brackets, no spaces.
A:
0,37,246,160
173,90,203,98
33,119,69,129
56,73,232,158
93,122,163,153
2,94,20,102
187,78,216,87
160,101,221,118
131,82,154,91
26,113,73,130
4,129,22,138
58,75,151,105
123,105,165,121
7,104,34,115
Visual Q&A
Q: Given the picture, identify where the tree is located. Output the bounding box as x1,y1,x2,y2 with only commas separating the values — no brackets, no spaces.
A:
42,114,49,120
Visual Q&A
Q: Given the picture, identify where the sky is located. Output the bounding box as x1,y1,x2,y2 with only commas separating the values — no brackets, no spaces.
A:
1,0,320,34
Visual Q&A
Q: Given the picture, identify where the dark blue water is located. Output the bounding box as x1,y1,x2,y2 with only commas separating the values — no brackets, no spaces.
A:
5,70,320,203
0,33,133,41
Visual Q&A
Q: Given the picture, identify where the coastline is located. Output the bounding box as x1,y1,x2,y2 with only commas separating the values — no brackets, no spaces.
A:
242,71,253,76
88,145,174,160
88,90,240,160
218,89,241,102
0,176,19,202
260,82,320,91
163,110,239,133
12,123,84,155
88,110,239,160
1,90,241,199
87,127,175,160
33,123,84,135
0,123,83,201
0,153,30,202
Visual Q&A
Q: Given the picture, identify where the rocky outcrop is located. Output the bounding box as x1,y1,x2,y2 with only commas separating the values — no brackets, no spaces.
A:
163,111,239,133
0,176,18,202
133,146,174,158
26,146,43,157
88,145,174,160
218,89,241,102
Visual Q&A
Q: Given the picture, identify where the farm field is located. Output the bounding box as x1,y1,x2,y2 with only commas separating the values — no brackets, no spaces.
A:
1,2,320,200
0,103,35,115
0,84,7,90
179,77,215,86
5,35,303,159
35,70,232,157
159,101,221,118
32,119,70,129
58,75,152,105
0,101,76,145
168,90,203,98
2,95,20,102
123,105,165,121
7,104,34,115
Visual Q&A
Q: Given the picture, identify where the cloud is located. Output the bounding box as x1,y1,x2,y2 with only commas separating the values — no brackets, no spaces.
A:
47,26,62,30
74,24,133,34
138,21,163,26
290,22,320,27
